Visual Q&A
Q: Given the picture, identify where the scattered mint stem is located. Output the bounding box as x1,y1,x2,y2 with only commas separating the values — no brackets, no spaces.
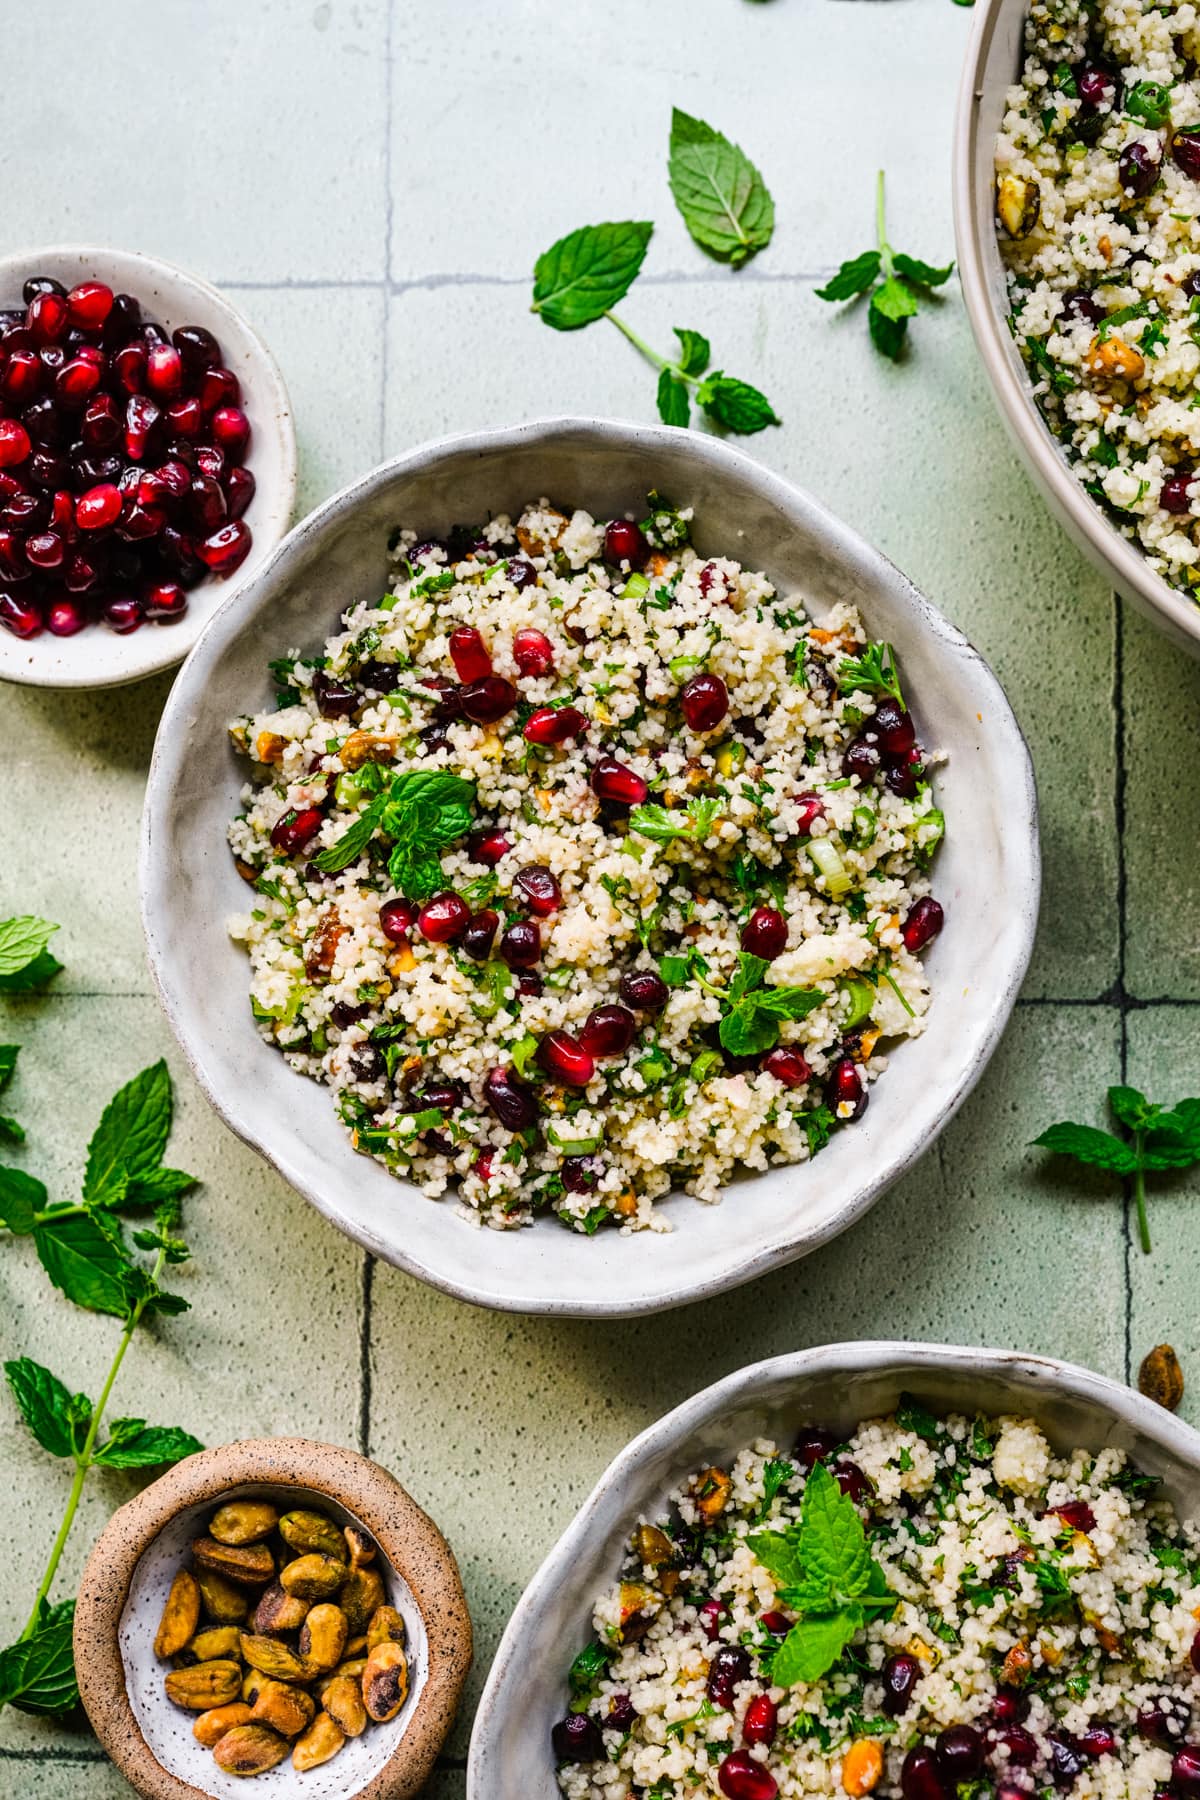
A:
816,170,955,361
1033,1085,1200,1255
605,309,668,373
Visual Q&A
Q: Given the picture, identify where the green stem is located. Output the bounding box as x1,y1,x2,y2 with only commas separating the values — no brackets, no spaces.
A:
605,311,698,387
876,169,894,278
1,1204,88,1233
1133,1130,1151,1254
20,1246,165,1640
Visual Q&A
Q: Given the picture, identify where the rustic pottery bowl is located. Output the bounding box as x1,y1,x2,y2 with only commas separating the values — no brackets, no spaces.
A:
74,1437,472,1800
468,1340,1200,1798
141,417,1040,1318
954,0,1200,656
0,244,297,690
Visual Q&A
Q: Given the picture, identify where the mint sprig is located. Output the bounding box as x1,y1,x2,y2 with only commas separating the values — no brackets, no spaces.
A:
1033,1086,1200,1254
710,952,823,1057
748,1461,894,1686
816,171,953,362
316,769,476,902
0,916,61,994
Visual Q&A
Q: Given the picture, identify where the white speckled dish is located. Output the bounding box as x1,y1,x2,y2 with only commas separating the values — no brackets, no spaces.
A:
468,1341,1200,1798
140,417,1040,1318
0,245,297,690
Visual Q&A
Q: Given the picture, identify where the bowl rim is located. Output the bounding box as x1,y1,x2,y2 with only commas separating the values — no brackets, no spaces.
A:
74,1435,472,1800
140,415,1041,1317
0,241,298,691
466,1339,1200,1797
952,0,1200,649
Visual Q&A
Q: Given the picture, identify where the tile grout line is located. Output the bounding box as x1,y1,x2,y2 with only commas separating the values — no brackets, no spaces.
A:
1113,594,1133,1384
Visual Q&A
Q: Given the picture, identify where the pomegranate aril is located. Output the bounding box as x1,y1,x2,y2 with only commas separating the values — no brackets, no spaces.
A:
882,1651,922,1716
460,674,516,722
514,864,561,916
210,404,250,458
55,358,101,407
551,1714,604,1764
537,1029,595,1087
762,1046,810,1088
449,624,492,682
579,1004,636,1057
156,458,192,503
873,696,916,754
619,969,669,1011
0,532,27,581
24,531,64,572
75,483,122,531
22,277,66,304
379,898,417,943
171,323,221,374
189,473,227,534
590,755,647,806
462,908,499,961
1,350,41,405
513,626,554,675
0,420,32,468
604,517,649,569
145,344,183,398
470,828,511,866
198,519,251,573
102,594,144,633
65,281,114,331
167,396,204,438
101,292,141,349
743,1693,778,1748
225,465,255,520
0,591,42,637
118,500,165,542
46,596,85,636
500,919,540,969
524,704,587,746
760,1610,791,1636
562,1154,602,1193
144,581,187,621
828,1056,867,1120
707,1645,752,1709
1,490,43,529
680,671,729,732
473,1148,496,1183
124,394,161,461
113,342,147,394
483,1064,537,1129
81,392,121,449
699,1598,726,1641
417,892,470,943
270,807,323,854
27,291,69,346
741,907,788,960
902,897,944,953
199,365,240,412
65,550,102,593
717,1752,777,1800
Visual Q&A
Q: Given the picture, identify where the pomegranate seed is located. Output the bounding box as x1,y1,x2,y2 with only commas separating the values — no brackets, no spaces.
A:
449,624,492,682
872,696,915,753
1162,472,1196,515
562,1154,602,1193
1078,1726,1118,1759
989,1725,1037,1766
114,342,147,394
24,531,64,572
171,324,220,373
607,1693,635,1731
65,550,101,593
523,704,587,745
699,1599,726,1641
741,907,787,960
901,1747,952,1800
718,1751,777,1800
0,420,31,468
1175,1749,1200,1794
66,281,114,330
81,393,121,449
199,365,240,412
882,1652,921,1716
167,396,204,438
834,1459,874,1503
1048,1733,1085,1788
743,1694,778,1748
513,864,561,916
189,473,227,534
517,971,543,997
0,532,27,581
1046,1499,1096,1533
828,1056,867,1120
118,500,165,542
0,591,42,637
513,626,554,675
470,828,511,866
707,1645,752,1709
936,1726,984,1780
55,357,101,407
462,908,499,961
145,343,183,399
604,518,649,568
551,1714,604,1763
313,670,357,717
579,1004,636,1057
210,404,250,458
537,1029,595,1087
902,897,944,953
460,674,516,722
144,582,187,621
27,291,69,346
500,919,540,969
198,519,251,573
483,1064,537,1129
762,1046,810,1087
270,807,323,855
225,465,256,520
992,1688,1032,1727
102,594,144,633
379,898,417,942
619,970,669,1011
473,1148,496,1183
46,596,85,636
417,892,469,943
590,755,647,806
76,483,122,530
680,671,729,732
843,735,881,781
124,393,161,461
1,350,41,405
759,1610,791,1635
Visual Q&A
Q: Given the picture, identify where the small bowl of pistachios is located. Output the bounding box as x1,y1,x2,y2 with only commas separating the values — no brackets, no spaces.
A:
73,1437,472,1800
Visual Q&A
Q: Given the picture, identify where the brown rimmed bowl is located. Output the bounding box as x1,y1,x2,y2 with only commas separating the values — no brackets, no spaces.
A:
74,1437,472,1800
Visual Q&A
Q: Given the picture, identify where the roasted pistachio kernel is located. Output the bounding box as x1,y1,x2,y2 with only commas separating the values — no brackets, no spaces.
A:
164,1659,242,1711
241,1668,269,1707
293,1710,346,1772
209,1500,279,1546
338,1563,385,1633
692,1466,732,1522
343,1635,367,1658
213,1722,290,1775
279,1552,347,1603
344,1524,376,1569
322,1673,368,1738
154,1570,200,1659
631,1523,674,1569
193,1701,254,1748
617,1580,662,1644
197,1567,250,1624
365,1605,406,1653
329,1656,367,1685
192,1536,275,1587
1140,1343,1185,1411
250,1678,317,1740
278,1509,346,1561
251,1580,310,1638
299,1603,348,1674
362,1641,409,1723
238,1633,311,1683
190,1626,243,1662
997,172,1040,239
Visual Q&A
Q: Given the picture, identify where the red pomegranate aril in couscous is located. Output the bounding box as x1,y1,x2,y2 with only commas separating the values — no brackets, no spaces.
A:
513,864,561,916
740,906,788,961
590,755,648,806
680,670,729,732
537,1029,594,1088
500,919,540,969
449,624,491,682
512,624,554,673
578,1005,636,1058
603,517,648,569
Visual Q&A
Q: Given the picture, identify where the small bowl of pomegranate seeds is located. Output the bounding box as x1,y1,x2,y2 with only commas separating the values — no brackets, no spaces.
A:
142,420,1036,1318
0,245,296,688
470,1342,1200,1800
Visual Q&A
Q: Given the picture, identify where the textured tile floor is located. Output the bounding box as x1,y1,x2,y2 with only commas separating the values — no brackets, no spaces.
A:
1,0,1199,1793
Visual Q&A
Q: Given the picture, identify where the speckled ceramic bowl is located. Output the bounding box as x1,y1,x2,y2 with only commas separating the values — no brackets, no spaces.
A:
74,1437,471,1800
0,244,297,690
468,1341,1200,1798
141,417,1040,1318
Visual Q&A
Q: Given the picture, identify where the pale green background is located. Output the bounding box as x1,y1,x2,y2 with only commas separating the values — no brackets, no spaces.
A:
2,0,1199,1794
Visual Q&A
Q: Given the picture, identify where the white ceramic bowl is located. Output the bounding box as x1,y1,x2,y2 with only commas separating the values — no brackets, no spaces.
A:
468,1341,1200,1797
0,245,297,689
955,2,1200,656
140,417,1039,1319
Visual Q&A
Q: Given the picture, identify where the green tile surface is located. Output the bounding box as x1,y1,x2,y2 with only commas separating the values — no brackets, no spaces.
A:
2,0,1198,1795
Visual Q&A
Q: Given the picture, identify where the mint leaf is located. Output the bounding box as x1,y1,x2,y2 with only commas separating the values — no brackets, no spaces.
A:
0,917,59,981
1149,1098,1200,1162
668,108,774,266
0,1117,23,1145
34,1211,134,1318
0,1165,44,1235
84,1061,173,1211
729,952,769,1003
657,368,690,427
673,327,711,376
0,1602,79,1716
532,221,653,330
121,1166,199,1210
815,251,881,303
4,1358,90,1460
720,980,822,1057
697,371,780,434
1108,1086,1156,1131
796,1460,871,1598
0,1045,18,1092
1032,1122,1139,1176
747,1528,807,1589
804,1105,836,1157
92,1419,202,1469
771,1607,862,1686
893,252,954,288
567,1638,614,1711
315,795,386,873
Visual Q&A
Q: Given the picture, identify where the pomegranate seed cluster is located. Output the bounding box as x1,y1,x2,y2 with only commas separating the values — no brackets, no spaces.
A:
0,273,255,642
227,493,944,1234
554,1410,1200,1800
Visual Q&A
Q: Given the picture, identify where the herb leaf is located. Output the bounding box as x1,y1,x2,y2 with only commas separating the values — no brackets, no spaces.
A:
893,252,955,288
4,1359,90,1460
673,327,711,376
1032,1122,1139,1176
668,108,774,266
836,642,904,707
91,1419,203,1469
718,954,823,1056
697,372,780,434
0,1602,78,1716
532,221,653,330
0,1165,43,1235
84,1060,173,1210
657,367,690,427
0,917,59,981
771,1607,863,1686
34,1211,133,1319
629,798,720,844
816,251,881,303
821,172,953,363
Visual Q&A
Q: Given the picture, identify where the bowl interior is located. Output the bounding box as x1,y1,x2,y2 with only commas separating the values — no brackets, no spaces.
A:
467,1344,1200,1798
120,1480,425,1800
0,244,296,689
143,419,1038,1316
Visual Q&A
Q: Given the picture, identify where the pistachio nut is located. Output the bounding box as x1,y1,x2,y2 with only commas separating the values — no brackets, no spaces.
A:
197,1567,250,1624
209,1500,280,1547
251,1580,310,1638
337,1563,385,1633
299,1602,348,1674
322,1673,367,1738
361,1641,409,1723
366,1605,406,1653
343,1635,367,1659
193,1701,254,1748
241,1668,270,1706
164,1659,242,1711
692,1466,732,1522
238,1633,311,1683
278,1509,347,1561
250,1678,317,1740
189,1626,243,1663
1139,1342,1185,1411
631,1523,675,1570
344,1524,376,1569
292,1710,346,1773
996,172,1041,239
154,1570,201,1660
617,1580,663,1644
279,1552,347,1603
192,1536,275,1587
212,1722,290,1776
328,1656,367,1685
